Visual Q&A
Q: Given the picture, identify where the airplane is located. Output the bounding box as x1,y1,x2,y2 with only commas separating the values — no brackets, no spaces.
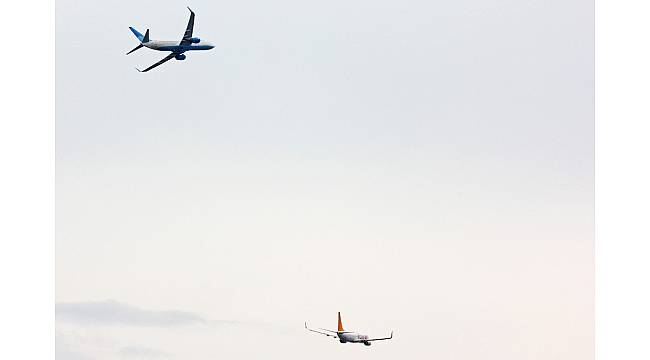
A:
305,312,393,346
127,7,214,72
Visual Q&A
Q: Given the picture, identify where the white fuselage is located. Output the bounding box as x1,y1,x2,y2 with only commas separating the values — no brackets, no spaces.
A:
143,39,215,52
337,332,371,344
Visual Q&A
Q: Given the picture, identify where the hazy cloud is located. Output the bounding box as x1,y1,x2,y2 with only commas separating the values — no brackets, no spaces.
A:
118,346,171,359
56,343,90,360
55,331,94,360
56,300,207,327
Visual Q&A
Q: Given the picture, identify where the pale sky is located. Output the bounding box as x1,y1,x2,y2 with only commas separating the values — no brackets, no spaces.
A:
56,0,594,359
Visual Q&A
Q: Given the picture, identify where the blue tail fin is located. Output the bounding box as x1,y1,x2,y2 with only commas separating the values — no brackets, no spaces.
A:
129,27,145,42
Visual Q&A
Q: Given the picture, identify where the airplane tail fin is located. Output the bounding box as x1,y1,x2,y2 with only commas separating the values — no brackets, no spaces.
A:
337,312,344,332
143,29,150,43
129,27,145,42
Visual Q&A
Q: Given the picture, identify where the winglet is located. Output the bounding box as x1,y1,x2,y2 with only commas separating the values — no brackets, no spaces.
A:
187,6,194,13
390,331,394,338
134,67,143,72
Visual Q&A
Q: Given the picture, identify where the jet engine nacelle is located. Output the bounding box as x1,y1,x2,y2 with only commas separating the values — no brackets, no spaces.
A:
175,54,186,60
364,341,372,346
189,37,201,43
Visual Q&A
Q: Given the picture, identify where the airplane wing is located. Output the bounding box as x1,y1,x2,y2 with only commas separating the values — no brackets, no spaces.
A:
179,7,196,46
136,53,176,72
305,322,337,338
317,327,338,333
365,331,394,342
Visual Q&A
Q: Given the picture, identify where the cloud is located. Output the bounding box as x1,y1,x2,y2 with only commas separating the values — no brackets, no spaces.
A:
56,330,172,360
56,342,91,360
56,300,208,327
118,345,170,359
55,331,93,360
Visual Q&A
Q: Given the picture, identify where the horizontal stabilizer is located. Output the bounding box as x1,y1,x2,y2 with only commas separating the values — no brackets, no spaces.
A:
126,44,144,55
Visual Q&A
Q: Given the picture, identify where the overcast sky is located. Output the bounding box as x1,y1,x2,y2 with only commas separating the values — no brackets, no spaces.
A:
56,0,593,359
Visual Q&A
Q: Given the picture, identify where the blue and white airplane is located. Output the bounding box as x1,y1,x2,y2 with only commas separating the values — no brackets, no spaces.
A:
127,7,214,72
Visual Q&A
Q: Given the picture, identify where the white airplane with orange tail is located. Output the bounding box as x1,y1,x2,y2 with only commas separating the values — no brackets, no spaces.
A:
305,312,393,346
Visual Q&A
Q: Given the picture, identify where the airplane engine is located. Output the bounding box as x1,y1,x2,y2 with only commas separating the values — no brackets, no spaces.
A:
364,341,372,346
189,37,201,43
175,54,187,60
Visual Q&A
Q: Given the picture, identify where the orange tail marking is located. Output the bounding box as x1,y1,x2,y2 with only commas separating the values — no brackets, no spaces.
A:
338,312,344,332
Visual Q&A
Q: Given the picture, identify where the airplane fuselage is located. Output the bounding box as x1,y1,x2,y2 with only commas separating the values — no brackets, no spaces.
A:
337,332,372,346
144,40,215,53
